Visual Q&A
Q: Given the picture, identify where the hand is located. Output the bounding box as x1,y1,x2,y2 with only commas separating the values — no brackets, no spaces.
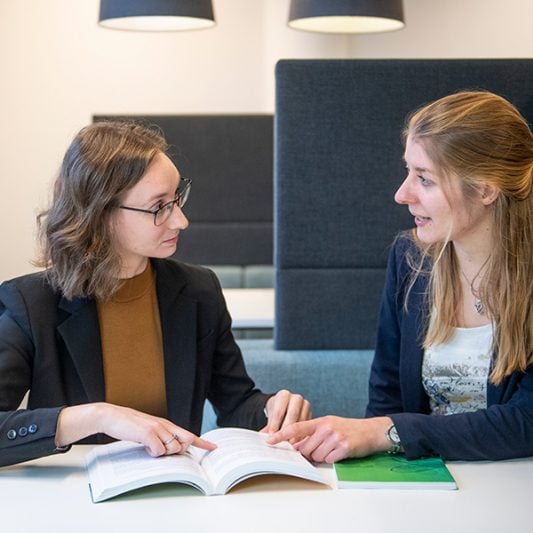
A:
267,415,393,463
260,389,311,434
55,403,217,457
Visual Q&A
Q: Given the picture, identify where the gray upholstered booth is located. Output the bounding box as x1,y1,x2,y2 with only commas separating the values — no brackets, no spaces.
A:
275,59,533,350
99,61,533,431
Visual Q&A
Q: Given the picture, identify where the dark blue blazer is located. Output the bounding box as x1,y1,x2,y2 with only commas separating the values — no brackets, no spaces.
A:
366,233,533,460
0,259,268,467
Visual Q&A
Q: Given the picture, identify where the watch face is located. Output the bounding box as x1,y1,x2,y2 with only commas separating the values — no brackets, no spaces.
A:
388,425,400,444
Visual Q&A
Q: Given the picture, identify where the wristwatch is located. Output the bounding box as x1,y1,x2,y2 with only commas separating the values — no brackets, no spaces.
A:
386,424,402,454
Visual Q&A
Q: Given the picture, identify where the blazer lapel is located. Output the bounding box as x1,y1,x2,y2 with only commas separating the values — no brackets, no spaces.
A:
154,260,198,428
56,260,199,423
57,296,105,403
401,276,431,413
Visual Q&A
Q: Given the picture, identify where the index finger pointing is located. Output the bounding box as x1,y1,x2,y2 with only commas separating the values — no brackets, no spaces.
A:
191,436,217,451
266,420,316,445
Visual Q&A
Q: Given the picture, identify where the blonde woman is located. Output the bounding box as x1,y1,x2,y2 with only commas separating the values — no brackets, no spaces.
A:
270,91,533,462
0,121,310,467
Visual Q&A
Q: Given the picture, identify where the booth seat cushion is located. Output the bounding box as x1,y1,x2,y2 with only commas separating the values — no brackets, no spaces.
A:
205,265,243,288
201,339,373,432
206,265,274,289
243,266,275,289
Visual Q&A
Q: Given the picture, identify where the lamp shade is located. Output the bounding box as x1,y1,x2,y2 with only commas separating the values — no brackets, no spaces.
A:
99,0,215,31
288,0,405,34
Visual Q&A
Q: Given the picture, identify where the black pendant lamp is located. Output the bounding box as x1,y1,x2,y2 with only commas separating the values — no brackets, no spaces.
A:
288,0,405,34
99,0,216,31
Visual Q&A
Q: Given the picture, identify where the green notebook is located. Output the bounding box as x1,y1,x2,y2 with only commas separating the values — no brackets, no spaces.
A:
334,453,457,490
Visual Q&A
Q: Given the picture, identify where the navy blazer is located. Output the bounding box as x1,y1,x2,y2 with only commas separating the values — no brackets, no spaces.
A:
0,259,268,467
366,233,533,460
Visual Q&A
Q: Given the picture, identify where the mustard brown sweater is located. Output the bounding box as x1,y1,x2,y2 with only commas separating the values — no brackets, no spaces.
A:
97,263,167,417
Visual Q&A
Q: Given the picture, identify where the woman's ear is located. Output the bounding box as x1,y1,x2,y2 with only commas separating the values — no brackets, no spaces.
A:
480,183,500,206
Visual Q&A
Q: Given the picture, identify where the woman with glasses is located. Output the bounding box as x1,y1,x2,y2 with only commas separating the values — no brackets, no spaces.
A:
269,91,533,462
0,121,310,467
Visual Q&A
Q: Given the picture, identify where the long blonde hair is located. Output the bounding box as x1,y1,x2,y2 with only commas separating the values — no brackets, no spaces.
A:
36,121,168,300
405,91,533,383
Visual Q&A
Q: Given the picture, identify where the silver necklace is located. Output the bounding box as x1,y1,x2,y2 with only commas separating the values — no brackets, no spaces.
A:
459,257,490,315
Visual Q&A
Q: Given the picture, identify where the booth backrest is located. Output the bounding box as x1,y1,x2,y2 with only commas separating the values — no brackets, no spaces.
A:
274,59,533,350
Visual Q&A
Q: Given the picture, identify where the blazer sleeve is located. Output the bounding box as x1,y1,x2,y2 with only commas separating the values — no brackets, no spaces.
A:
391,368,533,461
0,281,68,467
204,270,270,430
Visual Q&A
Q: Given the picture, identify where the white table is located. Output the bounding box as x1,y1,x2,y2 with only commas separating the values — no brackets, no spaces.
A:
1,446,532,533
222,288,274,329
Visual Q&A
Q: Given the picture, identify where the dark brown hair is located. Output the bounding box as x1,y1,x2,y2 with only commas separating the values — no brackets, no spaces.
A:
36,121,168,300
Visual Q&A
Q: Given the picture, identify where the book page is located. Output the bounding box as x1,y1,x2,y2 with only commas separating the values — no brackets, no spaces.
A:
195,428,326,494
86,440,211,501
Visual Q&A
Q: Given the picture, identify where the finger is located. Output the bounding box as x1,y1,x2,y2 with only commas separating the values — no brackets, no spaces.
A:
162,433,179,446
286,402,313,443
292,424,333,460
145,435,167,457
324,447,350,464
145,428,179,457
267,420,317,445
265,390,290,433
190,436,217,451
161,433,216,456
278,394,305,429
292,435,310,450
160,433,182,455
281,396,311,428
167,428,217,454
301,400,312,421
149,425,190,457
294,434,322,459
309,436,339,463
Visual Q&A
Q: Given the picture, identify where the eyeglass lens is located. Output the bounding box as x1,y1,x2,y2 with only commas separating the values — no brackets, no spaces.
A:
154,179,191,225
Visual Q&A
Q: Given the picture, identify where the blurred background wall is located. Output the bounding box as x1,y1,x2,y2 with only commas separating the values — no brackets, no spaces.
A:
1,0,532,280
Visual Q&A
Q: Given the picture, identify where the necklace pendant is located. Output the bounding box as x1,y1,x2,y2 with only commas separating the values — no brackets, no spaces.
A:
474,298,484,314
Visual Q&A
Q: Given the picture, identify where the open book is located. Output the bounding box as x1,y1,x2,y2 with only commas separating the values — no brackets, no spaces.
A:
334,453,457,490
86,427,327,502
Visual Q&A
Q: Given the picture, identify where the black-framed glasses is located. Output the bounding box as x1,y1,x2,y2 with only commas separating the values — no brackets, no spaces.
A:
119,177,192,226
